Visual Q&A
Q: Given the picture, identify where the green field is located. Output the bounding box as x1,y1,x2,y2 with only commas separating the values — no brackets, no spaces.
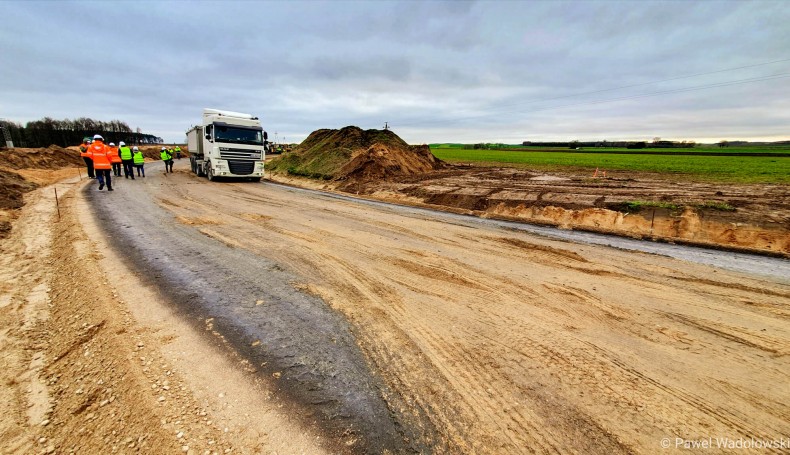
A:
429,146,790,183
430,143,790,155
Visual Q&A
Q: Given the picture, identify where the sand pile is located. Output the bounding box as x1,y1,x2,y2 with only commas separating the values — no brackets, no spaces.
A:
338,142,442,180
0,170,37,210
1,145,84,170
269,126,444,181
0,170,37,236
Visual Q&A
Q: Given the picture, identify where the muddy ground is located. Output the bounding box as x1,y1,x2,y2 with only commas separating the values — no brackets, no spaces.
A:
270,164,790,255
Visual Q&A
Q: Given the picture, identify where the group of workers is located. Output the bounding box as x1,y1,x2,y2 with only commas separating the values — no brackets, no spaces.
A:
79,135,182,191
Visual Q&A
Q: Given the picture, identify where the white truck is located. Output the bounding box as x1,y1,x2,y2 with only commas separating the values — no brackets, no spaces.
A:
187,109,269,181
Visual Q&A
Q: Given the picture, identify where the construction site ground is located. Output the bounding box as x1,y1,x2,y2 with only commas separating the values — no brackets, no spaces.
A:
269,164,790,256
1,152,789,454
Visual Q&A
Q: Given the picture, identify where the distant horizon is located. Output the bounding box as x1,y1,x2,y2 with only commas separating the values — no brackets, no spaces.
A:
3,114,787,148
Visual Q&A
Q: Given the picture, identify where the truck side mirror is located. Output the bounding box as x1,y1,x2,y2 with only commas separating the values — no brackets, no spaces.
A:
205,134,211,140
263,131,268,140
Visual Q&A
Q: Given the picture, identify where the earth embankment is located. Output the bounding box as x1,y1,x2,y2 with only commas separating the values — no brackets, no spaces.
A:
0,145,84,237
0,145,187,238
265,130,789,254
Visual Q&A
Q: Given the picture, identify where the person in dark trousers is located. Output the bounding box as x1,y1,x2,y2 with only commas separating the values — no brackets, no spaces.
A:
79,139,95,179
132,146,145,177
174,145,182,160
119,141,135,179
160,147,174,173
108,142,122,177
86,134,113,191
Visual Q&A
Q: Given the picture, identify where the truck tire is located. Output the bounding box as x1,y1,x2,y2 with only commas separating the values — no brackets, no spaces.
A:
206,163,216,181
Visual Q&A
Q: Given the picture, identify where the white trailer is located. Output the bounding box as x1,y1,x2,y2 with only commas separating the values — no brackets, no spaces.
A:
187,109,268,181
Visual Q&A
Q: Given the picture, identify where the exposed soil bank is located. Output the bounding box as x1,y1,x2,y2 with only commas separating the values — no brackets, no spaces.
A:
0,145,189,240
268,165,789,256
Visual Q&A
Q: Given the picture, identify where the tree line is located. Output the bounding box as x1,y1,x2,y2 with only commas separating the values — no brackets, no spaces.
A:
522,139,697,149
0,117,163,148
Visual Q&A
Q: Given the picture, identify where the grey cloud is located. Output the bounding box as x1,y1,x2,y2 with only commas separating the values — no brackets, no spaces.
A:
1,0,788,143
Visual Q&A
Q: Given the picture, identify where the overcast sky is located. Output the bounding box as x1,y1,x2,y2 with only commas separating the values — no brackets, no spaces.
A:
1,0,789,144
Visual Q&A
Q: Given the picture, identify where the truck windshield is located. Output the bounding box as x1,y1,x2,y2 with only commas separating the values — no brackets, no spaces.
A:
214,125,263,145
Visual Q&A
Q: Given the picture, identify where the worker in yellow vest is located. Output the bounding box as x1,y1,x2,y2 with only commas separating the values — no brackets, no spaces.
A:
132,146,145,177
119,141,135,179
160,147,174,173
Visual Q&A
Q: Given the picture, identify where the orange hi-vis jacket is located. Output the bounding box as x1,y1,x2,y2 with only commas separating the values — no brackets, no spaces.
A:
107,145,122,164
86,140,112,170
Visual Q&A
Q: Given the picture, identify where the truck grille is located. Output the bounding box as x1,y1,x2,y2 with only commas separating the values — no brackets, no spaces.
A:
227,160,255,175
219,148,262,160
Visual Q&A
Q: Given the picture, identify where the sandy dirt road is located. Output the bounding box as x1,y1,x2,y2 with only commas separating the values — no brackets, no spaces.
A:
4,158,788,454
119,160,789,453
0,171,329,455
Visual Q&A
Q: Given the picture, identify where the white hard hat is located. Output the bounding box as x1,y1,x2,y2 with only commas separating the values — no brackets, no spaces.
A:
133,146,139,151
161,147,166,150
109,142,116,146
93,134,103,141
119,141,125,146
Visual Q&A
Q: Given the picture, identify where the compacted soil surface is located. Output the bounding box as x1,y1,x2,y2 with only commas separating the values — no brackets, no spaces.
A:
1,151,788,454
270,165,790,256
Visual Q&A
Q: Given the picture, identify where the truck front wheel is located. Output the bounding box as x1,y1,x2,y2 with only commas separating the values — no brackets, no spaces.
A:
206,163,216,181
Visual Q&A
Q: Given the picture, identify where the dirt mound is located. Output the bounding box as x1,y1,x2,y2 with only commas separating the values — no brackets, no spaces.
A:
269,126,444,181
338,142,443,181
1,145,84,170
0,170,38,237
0,170,37,210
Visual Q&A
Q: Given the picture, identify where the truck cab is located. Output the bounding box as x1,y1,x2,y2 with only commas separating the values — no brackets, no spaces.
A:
187,109,268,181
